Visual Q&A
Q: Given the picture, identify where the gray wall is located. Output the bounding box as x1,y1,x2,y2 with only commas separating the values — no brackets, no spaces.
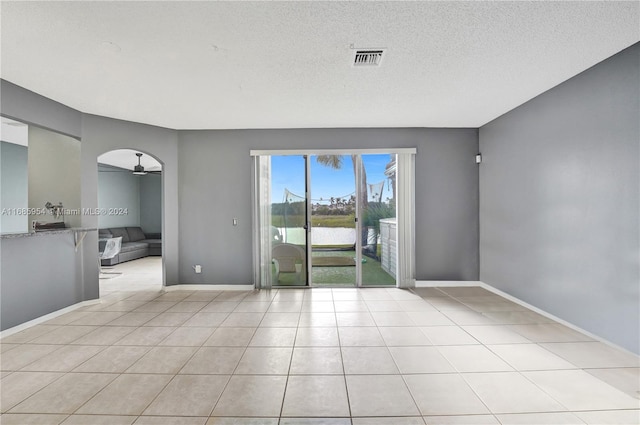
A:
1,232,85,330
0,81,97,331
179,128,479,284
0,142,28,233
28,126,81,228
81,115,179,286
140,173,162,234
1,80,81,139
479,43,640,354
0,81,478,328
97,164,141,228
97,164,162,232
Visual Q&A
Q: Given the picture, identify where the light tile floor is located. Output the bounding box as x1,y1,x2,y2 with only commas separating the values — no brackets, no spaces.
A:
1,266,638,424
99,256,163,293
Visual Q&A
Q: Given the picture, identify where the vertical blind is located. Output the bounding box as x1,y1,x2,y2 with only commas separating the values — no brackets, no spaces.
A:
396,152,416,289
252,155,273,289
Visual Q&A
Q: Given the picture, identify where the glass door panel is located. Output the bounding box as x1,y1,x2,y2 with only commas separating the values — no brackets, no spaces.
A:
270,155,308,286
262,152,398,288
360,154,397,286
309,155,357,286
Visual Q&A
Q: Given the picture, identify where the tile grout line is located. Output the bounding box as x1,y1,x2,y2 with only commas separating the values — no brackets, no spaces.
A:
1,291,168,414
419,289,569,419
64,290,219,419
278,289,300,420
4,285,639,423
333,289,354,421
70,325,172,418
205,288,259,418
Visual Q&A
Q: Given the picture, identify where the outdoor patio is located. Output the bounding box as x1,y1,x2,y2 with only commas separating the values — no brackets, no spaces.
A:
272,248,395,287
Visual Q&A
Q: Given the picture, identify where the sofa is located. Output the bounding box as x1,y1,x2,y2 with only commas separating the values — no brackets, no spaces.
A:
99,226,162,266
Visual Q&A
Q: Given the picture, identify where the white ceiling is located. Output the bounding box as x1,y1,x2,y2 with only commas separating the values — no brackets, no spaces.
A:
1,1,638,130
98,149,162,172
0,117,28,146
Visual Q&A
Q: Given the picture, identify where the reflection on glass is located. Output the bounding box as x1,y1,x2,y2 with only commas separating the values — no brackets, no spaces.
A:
311,154,357,286
28,126,81,230
361,154,397,286
264,153,397,287
270,155,307,286
0,117,29,233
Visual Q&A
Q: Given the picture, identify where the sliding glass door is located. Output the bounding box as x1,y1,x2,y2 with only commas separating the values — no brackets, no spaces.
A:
309,155,358,286
253,149,414,289
269,155,308,286
360,154,397,286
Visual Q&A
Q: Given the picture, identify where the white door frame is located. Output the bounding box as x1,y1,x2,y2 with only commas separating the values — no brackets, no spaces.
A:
251,148,416,289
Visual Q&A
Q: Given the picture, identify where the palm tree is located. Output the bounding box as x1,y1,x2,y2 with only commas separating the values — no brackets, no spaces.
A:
315,155,368,210
316,155,369,250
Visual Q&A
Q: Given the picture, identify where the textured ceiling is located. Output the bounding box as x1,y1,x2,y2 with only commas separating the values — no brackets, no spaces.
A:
98,149,162,172
1,1,638,129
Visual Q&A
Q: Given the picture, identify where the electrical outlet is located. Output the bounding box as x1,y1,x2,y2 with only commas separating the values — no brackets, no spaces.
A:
194,265,202,274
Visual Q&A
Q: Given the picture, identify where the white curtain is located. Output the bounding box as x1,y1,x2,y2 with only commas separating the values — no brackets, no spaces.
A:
252,156,272,289
396,152,416,288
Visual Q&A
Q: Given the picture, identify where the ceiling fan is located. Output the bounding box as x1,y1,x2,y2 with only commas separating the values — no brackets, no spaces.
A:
132,153,161,175
98,152,162,175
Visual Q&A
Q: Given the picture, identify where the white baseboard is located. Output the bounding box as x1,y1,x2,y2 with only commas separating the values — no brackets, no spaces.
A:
413,280,637,357
415,280,482,287
477,281,638,358
0,298,101,339
416,280,638,356
164,284,255,291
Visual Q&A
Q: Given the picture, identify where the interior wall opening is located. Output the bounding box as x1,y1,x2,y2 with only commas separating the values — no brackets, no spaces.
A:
97,149,164,293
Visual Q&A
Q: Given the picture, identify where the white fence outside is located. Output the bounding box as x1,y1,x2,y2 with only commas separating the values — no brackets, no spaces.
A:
278,227,356,246
380,218,397,278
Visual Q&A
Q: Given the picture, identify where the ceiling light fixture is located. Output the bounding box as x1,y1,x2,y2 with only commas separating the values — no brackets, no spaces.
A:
132,153,148,175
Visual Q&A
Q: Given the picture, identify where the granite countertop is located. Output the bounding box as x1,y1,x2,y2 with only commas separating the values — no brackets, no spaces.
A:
0,227,97,239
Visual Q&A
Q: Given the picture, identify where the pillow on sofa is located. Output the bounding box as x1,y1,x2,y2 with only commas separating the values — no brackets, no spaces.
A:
110,227,130,243
127,227,146,242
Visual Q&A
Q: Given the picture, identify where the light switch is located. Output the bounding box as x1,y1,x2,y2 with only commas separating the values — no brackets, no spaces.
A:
233,218,238,226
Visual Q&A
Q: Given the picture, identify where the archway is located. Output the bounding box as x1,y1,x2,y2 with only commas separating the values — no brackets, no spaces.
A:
96,148,165,293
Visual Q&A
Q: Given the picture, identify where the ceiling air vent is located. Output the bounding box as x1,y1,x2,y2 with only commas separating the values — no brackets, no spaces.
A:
353,49,384,67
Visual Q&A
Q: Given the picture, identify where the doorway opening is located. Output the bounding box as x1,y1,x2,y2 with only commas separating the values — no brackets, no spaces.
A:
255,150,408,288
97,149,164,293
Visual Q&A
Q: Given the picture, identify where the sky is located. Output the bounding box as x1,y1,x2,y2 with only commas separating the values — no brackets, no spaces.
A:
271,154,394,204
